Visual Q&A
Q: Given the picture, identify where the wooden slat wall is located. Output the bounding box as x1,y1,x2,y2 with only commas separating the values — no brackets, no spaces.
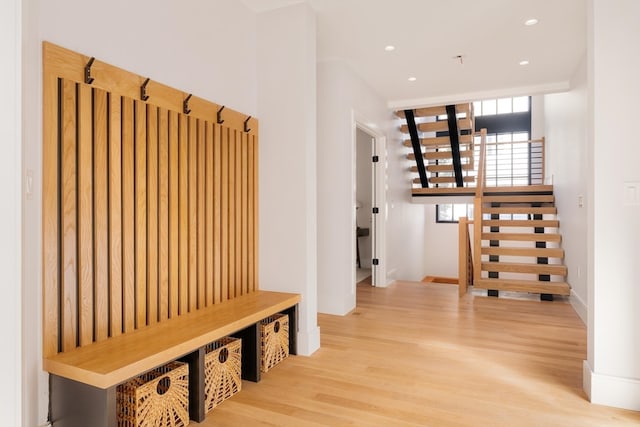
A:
42,42,259,357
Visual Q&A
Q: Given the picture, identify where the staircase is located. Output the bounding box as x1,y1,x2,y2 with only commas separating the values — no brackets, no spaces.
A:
397,103,475,191
396,103,571,299
474,186,570,298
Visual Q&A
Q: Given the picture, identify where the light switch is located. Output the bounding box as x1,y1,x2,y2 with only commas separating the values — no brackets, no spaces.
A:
624,182,640,206
26,169,33,199
578,195,584,208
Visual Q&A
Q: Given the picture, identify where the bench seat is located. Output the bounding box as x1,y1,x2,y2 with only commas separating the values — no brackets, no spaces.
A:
45,290,300,389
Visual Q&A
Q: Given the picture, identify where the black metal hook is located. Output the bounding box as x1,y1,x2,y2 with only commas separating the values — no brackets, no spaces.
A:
217,106,225,124
183,94,192,115
84,57,95,84
140,78,150,101
244,116,251,133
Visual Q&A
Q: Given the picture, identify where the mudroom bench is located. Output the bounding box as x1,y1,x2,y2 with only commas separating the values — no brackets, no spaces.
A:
45,291,300,427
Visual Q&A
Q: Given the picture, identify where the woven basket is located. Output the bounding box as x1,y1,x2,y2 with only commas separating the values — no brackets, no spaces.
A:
117,361,190,427
204,337,242,412
260,313,289,373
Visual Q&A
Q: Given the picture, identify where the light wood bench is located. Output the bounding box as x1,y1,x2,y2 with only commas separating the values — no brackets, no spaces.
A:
46,290,300,427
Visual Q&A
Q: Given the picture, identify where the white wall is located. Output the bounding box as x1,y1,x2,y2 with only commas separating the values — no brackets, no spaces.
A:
317,60,401,315
584,0,640,411
544,56,589,324
1,0,22,425
256,3,320,355
22,0,261,424
423,207,459,278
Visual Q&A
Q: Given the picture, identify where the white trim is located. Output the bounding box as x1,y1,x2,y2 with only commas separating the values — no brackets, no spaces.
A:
352,111,388,288
570,289,587,325
583,360,640,411
388,81,571,110
296,326,321,356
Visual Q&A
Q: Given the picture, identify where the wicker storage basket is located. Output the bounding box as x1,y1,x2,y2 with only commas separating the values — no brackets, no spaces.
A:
204,337,242,412
260,313,289,373
117,361,190,427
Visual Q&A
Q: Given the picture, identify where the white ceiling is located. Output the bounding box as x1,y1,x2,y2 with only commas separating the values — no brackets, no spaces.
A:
242,0,587,108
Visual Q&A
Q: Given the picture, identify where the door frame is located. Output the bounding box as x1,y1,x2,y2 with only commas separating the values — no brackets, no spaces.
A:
352,111,387,288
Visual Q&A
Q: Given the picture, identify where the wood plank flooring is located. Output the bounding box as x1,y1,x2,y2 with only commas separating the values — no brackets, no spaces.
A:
200,281,640,426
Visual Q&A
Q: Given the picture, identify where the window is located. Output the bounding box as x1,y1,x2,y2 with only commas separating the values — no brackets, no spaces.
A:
436,203,474,223
473,96,529,117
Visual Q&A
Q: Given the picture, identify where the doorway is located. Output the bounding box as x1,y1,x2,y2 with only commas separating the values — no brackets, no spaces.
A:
355,127,373,284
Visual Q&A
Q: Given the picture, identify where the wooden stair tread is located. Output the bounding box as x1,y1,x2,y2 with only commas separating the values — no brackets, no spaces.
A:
474,279,571,295
411,164,474,173
408,150,474,161
481,261,567,275
481,232,562,242
416,176,475,184
482,247,564,258
403,134,474,148
412,187,477,197
482,185,554,195
483,195,555,204
484,206,557,215
483,219,559,228
401,118,472,134
395,103,472,119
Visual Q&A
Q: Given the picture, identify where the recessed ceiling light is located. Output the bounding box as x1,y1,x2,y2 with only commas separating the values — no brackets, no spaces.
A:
525,18,539,26
519,60,530,66
384,45,396,52
408,76,417,82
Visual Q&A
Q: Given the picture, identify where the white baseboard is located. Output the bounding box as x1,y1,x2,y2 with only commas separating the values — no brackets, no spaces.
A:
570,290,587,325
296,326,321,356
583,360,640,411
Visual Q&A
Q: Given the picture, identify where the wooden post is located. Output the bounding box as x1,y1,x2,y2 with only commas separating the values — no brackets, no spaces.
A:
458,217,469,297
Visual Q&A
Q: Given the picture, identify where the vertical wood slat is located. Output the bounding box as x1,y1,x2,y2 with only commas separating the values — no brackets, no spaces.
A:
93,88,109,342
213,124,222,304
235,130,242,296
221,127,229,302
122,97,136,333
43,74,59,357
168,111,180,318
205,121,214,307
178,114,189,315
188,117,198,312
135,101,148,328
253,134,259,290
197,119,206,309
61,79,78,352
77,83,94,347
108,94,123,337
228,129,236,299
158,108,170,322
147,104,159,325
241,131,248,295
248,133,256,292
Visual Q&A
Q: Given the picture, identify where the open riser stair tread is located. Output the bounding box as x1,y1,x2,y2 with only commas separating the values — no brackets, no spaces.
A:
481,247,564,258
482,195,555,204
483,219,559,228
395,103,472,119
484,206,557,215
474,279,571,295
481,261,567,276
481,232,562,242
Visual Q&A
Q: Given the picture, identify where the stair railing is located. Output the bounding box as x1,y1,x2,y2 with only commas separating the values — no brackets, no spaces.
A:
481,136,545,187
472,129,488,286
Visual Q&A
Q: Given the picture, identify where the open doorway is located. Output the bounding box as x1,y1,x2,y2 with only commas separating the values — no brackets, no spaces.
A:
355,127,374,284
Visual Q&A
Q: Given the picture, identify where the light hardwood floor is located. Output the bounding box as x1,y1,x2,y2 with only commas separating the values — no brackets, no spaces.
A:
201,281,640,426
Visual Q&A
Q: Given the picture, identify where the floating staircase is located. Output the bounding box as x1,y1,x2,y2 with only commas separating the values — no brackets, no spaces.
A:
474,186,570,299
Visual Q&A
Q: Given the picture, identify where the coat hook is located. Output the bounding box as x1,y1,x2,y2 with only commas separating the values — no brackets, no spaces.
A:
140,78,150,101
183,94,192,115
84,57,96,84
217,106,225,124
244,116,251,133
